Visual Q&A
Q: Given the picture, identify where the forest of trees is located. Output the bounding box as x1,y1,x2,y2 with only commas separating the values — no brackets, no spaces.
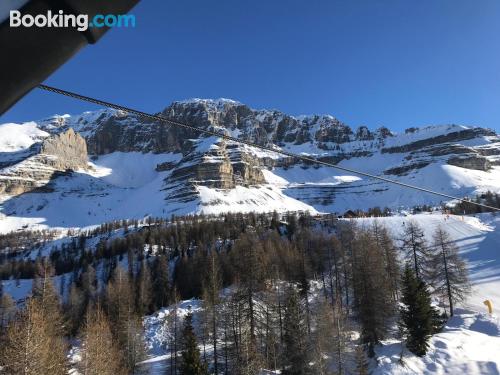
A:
449,191,500,215
0,211,471,374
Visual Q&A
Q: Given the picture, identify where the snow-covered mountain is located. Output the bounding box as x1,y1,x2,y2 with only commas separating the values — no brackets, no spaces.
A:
1,99,499,232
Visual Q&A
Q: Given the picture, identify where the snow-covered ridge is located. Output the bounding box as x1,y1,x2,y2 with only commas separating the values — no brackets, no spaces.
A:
0,99,499,232
0,122,49,152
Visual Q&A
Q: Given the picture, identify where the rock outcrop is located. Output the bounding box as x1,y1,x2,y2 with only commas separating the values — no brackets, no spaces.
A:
0,129,88,195
447,155,491,171
3,100,499,212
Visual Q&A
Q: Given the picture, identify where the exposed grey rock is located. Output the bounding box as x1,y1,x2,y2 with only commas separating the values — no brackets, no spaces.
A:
384,161,431,176
39,128,88,170
0,129,88,195
447,155,491,171
381,128,495,154
2,100,499,212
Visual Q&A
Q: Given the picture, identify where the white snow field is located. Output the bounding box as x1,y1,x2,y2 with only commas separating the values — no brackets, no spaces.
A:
356,213,500,374
355,213,500,313
375,310,500,375
1,116,500,233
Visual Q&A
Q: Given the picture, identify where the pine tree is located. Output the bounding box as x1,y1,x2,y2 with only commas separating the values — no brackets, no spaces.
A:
81,265,97,302
0,298,68,374
230,232,268,346
282,287,310,375
153,254,170,309
313,300,347,375
204,250,222,374
31,260,65,337
354,345,369,375
429,227,470,316
180,312,208,375
372,221,400,301
79,305,127,375
400,220,429,280
337,221,356,308
169,287,181,375
65,282,86,335
352,231,394,357
0,292,15,329
106,266,145,372
136,259,154,315
399,265,439,357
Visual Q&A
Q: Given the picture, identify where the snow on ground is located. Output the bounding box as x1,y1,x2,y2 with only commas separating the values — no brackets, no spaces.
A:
270,165,363,185
0,122,48,152
0,208,47,234
381,124,471,148
1,210,499,373
0,152,184,232
272,162,500,214
196,185,317,215
375,309,500,375
353,212,500,313
137,213,500,375
139,299,204,374
1,118,499,233
88,152,182,188
1,278,33,302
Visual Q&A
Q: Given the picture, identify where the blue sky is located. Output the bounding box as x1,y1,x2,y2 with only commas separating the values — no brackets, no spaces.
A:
2,0,500,132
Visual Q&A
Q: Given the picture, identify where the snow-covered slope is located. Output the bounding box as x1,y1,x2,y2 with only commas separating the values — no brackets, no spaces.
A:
135,212,500,375
354,213,500,313
375,310,500,375
1,100,500,232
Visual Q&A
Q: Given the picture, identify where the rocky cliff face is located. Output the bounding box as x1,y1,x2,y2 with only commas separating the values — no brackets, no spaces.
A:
2,100,499,221
0,129,88,195
38,99,393,154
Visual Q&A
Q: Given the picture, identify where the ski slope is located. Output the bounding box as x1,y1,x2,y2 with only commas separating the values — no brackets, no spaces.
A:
375,310,500,375
354,212,500,374
354,212,500,313
137,213,500,375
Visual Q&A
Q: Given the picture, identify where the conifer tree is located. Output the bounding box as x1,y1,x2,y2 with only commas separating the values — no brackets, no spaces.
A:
66,282,86,335
79,305,127,375
429,227,470,316
354,345,369,375
137,259,154,315
169,287,181,375
282,288,310,375
153,254,170,309
0,292,15,329
106,266,145,372
230,232,268,345
0,298,68,374
372,221,400,301
204,250,222,374
337,221,356,308
400,221,429,280
313,300,347,375
352,231,394,357
180,312,208,375
81,265,97,302
31,260,66,337
399,265,439,357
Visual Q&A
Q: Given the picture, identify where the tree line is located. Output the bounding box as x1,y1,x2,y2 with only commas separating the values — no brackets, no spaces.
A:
0,212,471,374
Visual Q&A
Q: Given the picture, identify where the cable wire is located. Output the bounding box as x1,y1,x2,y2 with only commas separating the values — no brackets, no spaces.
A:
37,84,500,212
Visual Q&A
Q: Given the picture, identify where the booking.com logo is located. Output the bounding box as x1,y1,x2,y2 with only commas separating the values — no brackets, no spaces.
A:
9,10,136,31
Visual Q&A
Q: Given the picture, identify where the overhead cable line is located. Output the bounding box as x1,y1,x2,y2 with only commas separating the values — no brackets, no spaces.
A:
37,84,500,213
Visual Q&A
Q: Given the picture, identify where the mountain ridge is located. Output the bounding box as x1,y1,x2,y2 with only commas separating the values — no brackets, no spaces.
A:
0,99,499,232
